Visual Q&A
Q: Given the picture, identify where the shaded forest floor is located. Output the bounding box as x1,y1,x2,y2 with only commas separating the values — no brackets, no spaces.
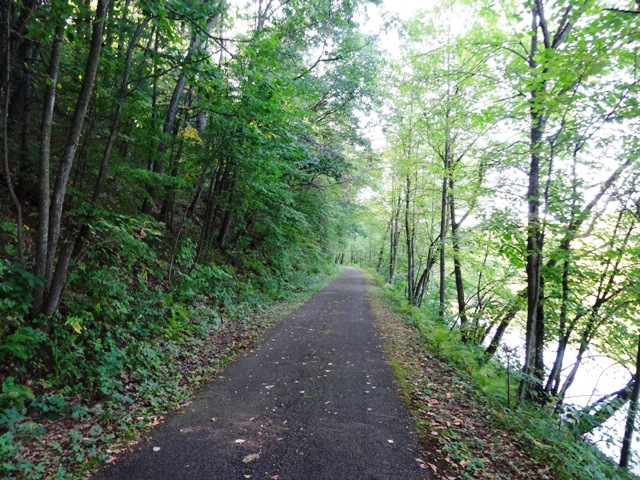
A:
367,278,634,480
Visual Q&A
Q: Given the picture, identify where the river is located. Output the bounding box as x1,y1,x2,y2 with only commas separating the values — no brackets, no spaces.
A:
494,327,636,472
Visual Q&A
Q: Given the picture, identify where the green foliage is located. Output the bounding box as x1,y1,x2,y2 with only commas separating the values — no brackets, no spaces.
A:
0,326,46,363
0,0,448,477
376,277,636,480
0,261,46,364
0,377,34,411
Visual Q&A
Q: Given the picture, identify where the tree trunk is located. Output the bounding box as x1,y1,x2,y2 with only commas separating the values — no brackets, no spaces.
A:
143,1,224,215
557,315,601,403
620,334,640,468
545,248,572,395
92,19,148,202
449,175,468,339
388,185,401,285
217,177,237,249
485,294,523,359
405,174,415,304
15,40,34,209
2,10,25,265
376,221,389,272
414,243,437,308
545,335,570,396
519,5,545,403
192,165,220,268
576,380,634,436
438,174,447,320
32,26,63,315
43,0,109,317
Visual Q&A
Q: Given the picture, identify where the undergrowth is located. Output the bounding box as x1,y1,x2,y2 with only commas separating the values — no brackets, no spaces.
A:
368,274,637,480
0,251,341,480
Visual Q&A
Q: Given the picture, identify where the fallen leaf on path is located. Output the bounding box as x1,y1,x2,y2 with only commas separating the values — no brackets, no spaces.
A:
243,453,260,463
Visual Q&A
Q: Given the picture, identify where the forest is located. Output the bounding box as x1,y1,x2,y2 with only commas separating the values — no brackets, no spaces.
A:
1,0,639,478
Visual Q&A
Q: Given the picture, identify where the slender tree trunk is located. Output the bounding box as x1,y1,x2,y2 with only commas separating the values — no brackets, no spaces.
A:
389,185,401,285
141,28,159,214
576,380,635,436
143,2,224,215
438,174,447,320
545,251,572,394
376,222,389,272
2,10,25,265
414,248,436,308
405,174,415,304
620,334,640,468
32,26,63,315
485,295,523,359
43,0,109,317
533,278,546,394
193,166,219,267
520,6,545,403
557,316,601,402
217,171,238,248
92,19,148,202
142,71,187,215
157,72,187,173
15,40,34,208
545,335,570,396
471,246,491,344
449,175,468,339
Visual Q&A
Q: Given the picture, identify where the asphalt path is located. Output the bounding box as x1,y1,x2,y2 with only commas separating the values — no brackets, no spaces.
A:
91,267,428,479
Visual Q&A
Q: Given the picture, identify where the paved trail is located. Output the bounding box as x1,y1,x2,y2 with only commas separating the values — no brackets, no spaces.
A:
92,267,428,479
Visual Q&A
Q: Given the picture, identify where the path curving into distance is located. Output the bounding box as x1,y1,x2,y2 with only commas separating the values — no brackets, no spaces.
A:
91,267,429,480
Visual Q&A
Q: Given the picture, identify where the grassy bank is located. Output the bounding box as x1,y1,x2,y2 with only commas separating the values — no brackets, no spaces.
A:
367,275,636,480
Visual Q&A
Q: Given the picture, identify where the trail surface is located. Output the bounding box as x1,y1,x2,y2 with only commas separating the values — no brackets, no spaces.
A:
92,267,427,479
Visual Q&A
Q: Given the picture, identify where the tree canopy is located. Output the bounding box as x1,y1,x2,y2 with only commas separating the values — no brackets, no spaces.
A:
2,0,640,477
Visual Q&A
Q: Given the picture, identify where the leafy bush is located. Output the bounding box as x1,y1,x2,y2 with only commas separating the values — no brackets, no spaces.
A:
0,261,46,365
0,377,34,411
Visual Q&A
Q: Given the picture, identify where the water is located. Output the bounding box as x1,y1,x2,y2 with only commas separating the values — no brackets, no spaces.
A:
493,327,637,470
